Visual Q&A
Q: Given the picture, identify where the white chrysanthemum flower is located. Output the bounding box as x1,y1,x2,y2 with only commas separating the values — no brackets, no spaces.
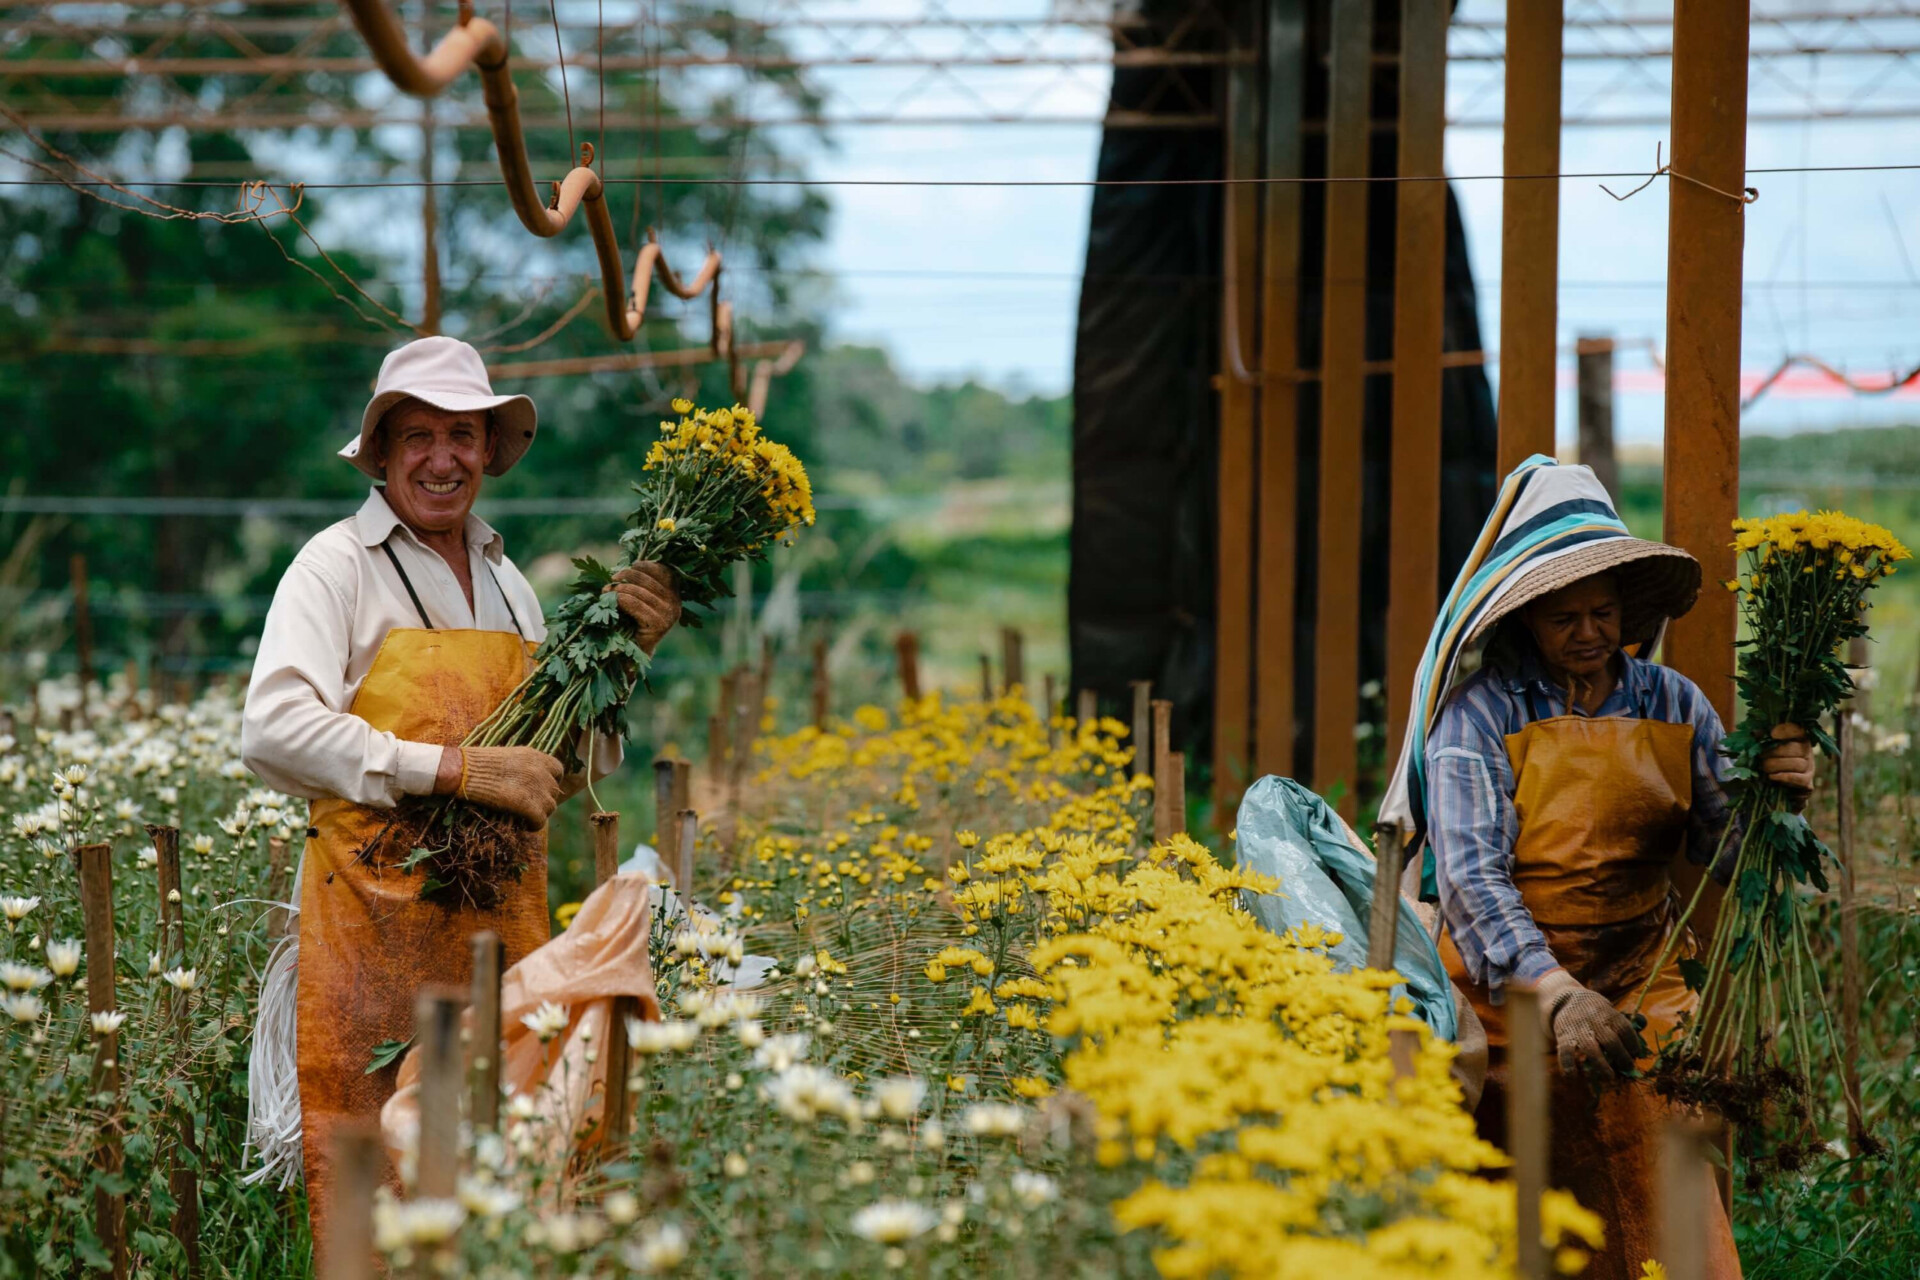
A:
850,1199,937,1245
0,895,41,923
9,813,39,839
162,967,198,993
603,1190,640,1225
505,1093,540,1122
156,786,178,806
1009,1170,1060,1206
751,1032,810,1072
91,1010,127,1036
520,1001,569,1041
373,1196,465,1251
961,1102,1026,1138
625,1222,688,1274
112,799,141,823
723,1152,749,1178
45,939,82,978
764,1064,859,1125
872,1076,927,1121
190,835,215,855
137,848,158,869
734,1020,765,1049
3,993,44,1023
147,952,162,977
536,1211,604,1254
60,764,89,786
0,962,53,992
626,1017,700,1054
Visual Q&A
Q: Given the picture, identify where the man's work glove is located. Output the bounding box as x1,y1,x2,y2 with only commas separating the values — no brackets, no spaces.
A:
605,562,681,654
457,746,564,827
1536,968,1647,1079
1758,722,1816,808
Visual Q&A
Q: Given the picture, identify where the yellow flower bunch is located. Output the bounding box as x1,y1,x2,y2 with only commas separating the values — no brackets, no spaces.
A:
1729,509,1909,581
647,399,816,532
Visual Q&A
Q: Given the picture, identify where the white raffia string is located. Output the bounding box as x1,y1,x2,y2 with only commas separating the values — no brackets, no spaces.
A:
241,863,304,1189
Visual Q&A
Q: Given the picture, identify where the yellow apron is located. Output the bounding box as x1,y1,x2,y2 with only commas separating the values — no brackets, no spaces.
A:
1440,712,1742,1280
296,627,549,1262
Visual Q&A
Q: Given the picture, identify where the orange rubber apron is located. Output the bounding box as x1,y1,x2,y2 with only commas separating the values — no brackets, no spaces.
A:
296,627,549,1261
1439,711,1741,1280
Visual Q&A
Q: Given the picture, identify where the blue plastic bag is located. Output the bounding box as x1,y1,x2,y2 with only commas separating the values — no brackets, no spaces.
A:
1234,776,1458,1041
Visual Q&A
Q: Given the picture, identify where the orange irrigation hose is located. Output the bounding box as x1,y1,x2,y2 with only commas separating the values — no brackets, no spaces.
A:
338,0,758,392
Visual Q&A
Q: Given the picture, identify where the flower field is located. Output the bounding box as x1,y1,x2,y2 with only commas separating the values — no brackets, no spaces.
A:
0,673,1626,1278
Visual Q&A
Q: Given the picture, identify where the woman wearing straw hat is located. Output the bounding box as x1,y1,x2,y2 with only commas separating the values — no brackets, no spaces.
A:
1415,462,1812,1280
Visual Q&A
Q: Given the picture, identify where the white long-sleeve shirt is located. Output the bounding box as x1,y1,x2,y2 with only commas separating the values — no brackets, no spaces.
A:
241,487,616,807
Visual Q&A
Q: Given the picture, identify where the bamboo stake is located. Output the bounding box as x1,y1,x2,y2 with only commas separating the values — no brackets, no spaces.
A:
1076,688,1097,730
469,932,502,1132
76,841,127,1280
414,987,465,1198
652,756,676,862
1659,1122,1710,1280
676,809,698,897
71,553,94,724
894,632,921,701
1508,983,1550,1280
323,1124,382,1280
1129,681,1152,778
1000,627,1025,693
811,639,830,729
591,810,621,886
265,836,292,942
978,654,994,702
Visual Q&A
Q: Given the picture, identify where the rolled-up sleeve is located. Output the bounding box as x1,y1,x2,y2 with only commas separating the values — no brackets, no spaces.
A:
241,557,442,807
1427,692,1559,998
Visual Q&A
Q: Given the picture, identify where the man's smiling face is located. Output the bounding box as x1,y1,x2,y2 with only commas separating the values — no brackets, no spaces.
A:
375,399,496,535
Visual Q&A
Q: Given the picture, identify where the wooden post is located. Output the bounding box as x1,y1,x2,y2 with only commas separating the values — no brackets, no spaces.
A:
1000,627,1025,694
758,633,774,695
1255,0,1305,785
978,654,994,703
469,931,502,1132
1310,0,1372,822
1659,1122,1711,1280
1386,0,1449,769
1366,826,1405,973
323,1124,382,1280
599,993,639,1161
715,671,737,760
417,0,442,335
1155,751,1186,843
652,756,676,861
121,657,141,715
670,759,691,825
146,824,199,1270
1129,681,1152,778
1151,699,1172,782
1076,688,1097,730
148,823,183,972
591,810,621,886
676,809,698,896
894,632,921,701
1662,0,1750,724
71,553,95,722
1508,983,1550,1280
811,639,830,729
730,675,757,802
1575,336,1619,502
77,842,127,1280
705,713,726,776
1042,673,1057,747
1837,681,1867,1180
414,987,465,1198
1213,0,1260,821
265,836,292,943
1497,0,1563,475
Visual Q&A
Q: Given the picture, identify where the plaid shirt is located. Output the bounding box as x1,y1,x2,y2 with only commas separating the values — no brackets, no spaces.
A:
1425,650,1736,998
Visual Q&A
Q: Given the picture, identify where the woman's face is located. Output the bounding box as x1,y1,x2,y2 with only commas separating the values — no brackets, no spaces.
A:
1521,573,1622,682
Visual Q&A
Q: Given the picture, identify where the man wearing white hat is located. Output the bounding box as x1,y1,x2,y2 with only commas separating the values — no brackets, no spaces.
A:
240,336,680,1255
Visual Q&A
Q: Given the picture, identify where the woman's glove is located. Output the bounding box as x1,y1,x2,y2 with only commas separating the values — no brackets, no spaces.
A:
457,746,565,826
1535,968,1646,1078
605,562,681,654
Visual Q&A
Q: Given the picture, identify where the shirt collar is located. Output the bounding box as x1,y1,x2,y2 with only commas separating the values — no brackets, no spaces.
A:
354,486,505,564
1498,643,1652,713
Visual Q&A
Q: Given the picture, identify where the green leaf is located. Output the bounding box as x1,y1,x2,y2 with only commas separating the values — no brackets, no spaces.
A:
366,1037,412,1074
401,846,434,873
1678,957,1709,992
570,555,614,584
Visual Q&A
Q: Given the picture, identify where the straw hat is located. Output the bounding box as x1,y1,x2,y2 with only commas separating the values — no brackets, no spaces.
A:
340,336,537,479
1467,534,1701,650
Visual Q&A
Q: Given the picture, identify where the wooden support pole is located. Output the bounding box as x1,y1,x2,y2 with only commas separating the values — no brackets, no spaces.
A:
1214,0,1261,818
414,987,465,1199
811,639,830,729
1129,681,1152,778
148,823,183,970
1508,983,1550,1280
265,836,292,943
469,931,502,1132
1575,336,1620,502
1000,626,1025,694
145,822,199,1270
1385,0,1448,769
591,810,621,886
1366,826,1405,973
77,841,127,1280
978,654,994,702
706,713,726,775
1497,0,1563,476
671,759,691,825
121,657,140,714
1254,0,1305,784
1076,688,1097,729
1152,700,1179,843
323,1124,382,1280
676,809,698,897
1151,699,1172,782
1310,0,1371,821
1662,0,1749,724
599,993,639,1160
1659,1122,1711,1280
715,671,737,760
652,756,676,861
417,0,441,335
894,632,921,701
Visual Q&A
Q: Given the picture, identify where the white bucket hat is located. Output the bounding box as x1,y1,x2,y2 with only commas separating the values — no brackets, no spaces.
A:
340,336,538,479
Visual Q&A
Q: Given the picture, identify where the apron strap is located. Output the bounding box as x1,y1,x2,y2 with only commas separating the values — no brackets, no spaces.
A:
380,541,436,630
484,559,527,640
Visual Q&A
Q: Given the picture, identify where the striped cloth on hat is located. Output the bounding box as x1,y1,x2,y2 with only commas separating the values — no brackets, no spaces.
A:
1377,456,1641,900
